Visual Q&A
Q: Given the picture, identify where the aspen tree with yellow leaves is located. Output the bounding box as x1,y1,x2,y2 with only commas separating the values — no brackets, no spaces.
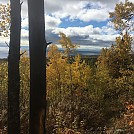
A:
46,37,91,132
59,32,77,59
109,0,134,33
0,3,10,37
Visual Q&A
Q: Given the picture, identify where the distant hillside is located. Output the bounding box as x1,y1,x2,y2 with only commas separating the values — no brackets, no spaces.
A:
0,54,134,64
0,58,8,63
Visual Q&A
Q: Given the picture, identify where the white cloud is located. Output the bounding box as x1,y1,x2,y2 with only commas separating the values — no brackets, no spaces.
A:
45,15,61,29
89,34,119,42
0,0,9,4
0,36,9,45
51,1,109,22
22,18,28,28
21,29,29,46
52,24,119,43
101,26,117,35
52,24,117,35
45,0,119,13
45,0,132,23
52,1,88,19
77,8,109,22
52,25,94,36
45,0,88,14
45,0,134,23
1,0,130,23
21,0,28,18
21,29,28,38
21,39,29,46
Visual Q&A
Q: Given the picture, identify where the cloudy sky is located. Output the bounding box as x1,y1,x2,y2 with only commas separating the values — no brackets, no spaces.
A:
0,0,134,58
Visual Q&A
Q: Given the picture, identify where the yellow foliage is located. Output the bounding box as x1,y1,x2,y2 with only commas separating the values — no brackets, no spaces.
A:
0,3,10,37
59,32,78,57
46,44,91,96
109,0,134,32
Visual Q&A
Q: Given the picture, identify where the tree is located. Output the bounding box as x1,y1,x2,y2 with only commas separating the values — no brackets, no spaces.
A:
109,0,134,33
94,1,134,122
108,0,133,80
96,0,134,115
59,32,77,58
97,32,133,89
108,0,133,79
0,3,10,37
8,0,21,133
46,44,92,132
28,0,47,133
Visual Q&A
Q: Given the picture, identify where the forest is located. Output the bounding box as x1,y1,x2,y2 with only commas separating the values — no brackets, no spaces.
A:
0,0,134,134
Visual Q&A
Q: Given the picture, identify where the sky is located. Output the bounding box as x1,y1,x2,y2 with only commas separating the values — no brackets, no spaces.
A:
0,0,134,58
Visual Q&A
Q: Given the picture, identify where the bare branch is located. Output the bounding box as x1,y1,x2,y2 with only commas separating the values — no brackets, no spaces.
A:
20,1,23,6
46,42,52,47
20,50,26,57
5,41,9,47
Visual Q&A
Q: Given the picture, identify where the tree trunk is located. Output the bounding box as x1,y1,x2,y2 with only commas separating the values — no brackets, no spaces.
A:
28,0,47,133
8,0,21,134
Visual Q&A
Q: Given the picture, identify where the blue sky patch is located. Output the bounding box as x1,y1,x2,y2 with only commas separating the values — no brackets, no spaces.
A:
59,17,108,28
